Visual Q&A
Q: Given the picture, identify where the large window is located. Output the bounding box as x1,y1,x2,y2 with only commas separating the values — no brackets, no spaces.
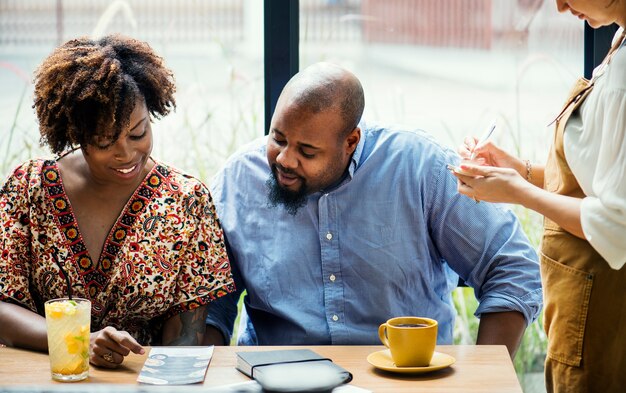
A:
0,0,263,181
300,0,582,166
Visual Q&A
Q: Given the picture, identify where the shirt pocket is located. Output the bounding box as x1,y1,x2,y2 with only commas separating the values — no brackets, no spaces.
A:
540,251,593,367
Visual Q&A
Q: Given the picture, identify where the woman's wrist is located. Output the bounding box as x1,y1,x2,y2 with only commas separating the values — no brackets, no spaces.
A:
514,158,528,179
517,179,543,210
523,159,532,182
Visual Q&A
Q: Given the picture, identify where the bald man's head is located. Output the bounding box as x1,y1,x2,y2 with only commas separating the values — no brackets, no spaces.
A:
279,62,365,137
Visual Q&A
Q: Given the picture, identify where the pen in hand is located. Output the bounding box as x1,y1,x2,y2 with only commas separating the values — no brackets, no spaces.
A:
469,119,497,160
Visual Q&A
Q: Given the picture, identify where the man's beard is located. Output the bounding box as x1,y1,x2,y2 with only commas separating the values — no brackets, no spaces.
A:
266,166,308,216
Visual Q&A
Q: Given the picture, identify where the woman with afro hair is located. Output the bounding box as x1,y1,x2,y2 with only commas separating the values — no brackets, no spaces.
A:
0,34,235,368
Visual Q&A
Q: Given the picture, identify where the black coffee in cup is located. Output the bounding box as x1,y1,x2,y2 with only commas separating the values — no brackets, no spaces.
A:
379,316,438,366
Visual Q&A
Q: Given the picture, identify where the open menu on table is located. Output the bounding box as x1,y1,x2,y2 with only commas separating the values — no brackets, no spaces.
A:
137,346,214,385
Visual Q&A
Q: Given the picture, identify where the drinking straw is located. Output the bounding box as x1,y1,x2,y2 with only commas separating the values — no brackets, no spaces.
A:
51,246,72,300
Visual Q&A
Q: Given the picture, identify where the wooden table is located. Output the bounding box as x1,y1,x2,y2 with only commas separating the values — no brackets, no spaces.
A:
0,345,522,392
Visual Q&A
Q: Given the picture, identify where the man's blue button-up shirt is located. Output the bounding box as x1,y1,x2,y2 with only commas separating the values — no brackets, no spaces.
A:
206,122,542,345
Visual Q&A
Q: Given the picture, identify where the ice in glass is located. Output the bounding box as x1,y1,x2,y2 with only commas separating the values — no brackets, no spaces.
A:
44,298,91,382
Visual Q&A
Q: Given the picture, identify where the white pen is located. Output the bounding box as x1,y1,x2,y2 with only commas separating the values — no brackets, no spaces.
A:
469,119,497,160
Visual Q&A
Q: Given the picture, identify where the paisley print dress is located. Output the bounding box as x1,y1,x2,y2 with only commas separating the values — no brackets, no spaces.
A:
0,159,235,345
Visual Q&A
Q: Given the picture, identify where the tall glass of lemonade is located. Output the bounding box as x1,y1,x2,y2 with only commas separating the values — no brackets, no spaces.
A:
44,298,91,381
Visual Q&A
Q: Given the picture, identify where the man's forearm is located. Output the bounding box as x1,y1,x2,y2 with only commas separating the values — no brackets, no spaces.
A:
476,311,527,359
162,306,209,346
202,325,227,346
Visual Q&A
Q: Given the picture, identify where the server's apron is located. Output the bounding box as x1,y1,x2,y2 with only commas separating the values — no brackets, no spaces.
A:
541,33,626,393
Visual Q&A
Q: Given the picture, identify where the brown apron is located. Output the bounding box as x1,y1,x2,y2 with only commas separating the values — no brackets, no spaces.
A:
541,34,626,393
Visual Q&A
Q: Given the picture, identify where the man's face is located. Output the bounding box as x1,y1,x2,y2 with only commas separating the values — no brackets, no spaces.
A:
266,99,358,214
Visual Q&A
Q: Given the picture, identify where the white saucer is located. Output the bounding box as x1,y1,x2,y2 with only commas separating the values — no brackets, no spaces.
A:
366,349,456,374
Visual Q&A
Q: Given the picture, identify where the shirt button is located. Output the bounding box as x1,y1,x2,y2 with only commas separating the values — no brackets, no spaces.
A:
332,315,339,322
326,233,333,240
329,274,336,282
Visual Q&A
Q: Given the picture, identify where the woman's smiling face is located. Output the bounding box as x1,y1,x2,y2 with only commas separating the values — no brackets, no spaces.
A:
555,0,626,28
81,96,153,187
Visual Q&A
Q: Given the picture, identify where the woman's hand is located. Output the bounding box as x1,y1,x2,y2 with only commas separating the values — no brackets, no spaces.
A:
459,137,526,176
451,163,585,238
89,326,145,369
451,164,532,205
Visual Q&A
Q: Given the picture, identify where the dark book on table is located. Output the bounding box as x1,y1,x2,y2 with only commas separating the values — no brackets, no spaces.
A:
235,349,353,389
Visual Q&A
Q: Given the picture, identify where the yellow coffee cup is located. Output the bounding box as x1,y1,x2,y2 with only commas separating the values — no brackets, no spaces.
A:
378,316,438,367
